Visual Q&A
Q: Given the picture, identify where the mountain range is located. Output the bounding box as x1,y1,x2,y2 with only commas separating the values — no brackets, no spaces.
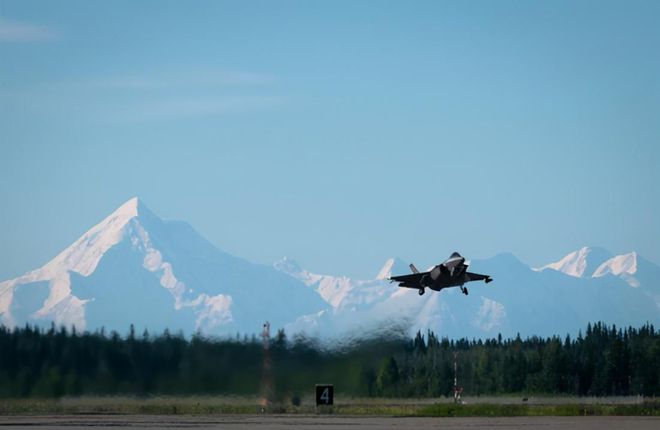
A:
1,198,658,340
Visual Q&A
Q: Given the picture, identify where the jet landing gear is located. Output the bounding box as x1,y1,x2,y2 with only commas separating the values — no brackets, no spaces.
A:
460,286,469,296
418,288,425,296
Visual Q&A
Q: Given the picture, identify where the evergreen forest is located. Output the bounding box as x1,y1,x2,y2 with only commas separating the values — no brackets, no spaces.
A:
0,322,658,398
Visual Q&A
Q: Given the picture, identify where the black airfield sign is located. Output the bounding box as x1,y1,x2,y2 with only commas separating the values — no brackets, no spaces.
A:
315,384,334,406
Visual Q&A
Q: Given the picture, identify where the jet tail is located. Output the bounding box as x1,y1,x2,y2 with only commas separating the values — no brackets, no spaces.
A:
409,263,420,274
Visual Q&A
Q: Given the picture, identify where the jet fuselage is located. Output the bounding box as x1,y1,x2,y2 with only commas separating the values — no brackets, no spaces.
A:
390,252,492,296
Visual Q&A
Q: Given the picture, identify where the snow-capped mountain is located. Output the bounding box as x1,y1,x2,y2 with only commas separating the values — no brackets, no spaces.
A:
593,252,638,278
273,257,409,311
0,198,327,335
538,246,660,292
1,200,658,340
535,246,613,277
375,258,411,280
275,249,660,340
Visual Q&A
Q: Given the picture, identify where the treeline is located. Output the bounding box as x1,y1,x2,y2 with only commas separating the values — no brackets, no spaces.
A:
399,322,659,397
0,322,658,398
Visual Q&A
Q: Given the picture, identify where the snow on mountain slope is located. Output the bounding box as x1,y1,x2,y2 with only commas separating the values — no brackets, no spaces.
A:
273,257,401,310
591,252,660,308
276,256,505,340
536,246,613,277
273,257,352,308
375,258,410,280
277,250,660,340
0,198,327,335
0,198,143,329
535,247,660,294
593,252,638,277
3,202,659,342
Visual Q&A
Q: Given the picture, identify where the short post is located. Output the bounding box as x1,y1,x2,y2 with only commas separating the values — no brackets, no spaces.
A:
260,322,272,413
453,352,463,404
315,384,334,413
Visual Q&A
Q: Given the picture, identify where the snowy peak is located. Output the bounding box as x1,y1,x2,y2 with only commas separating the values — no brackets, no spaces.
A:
539,247,645,283
275,256,410,283
1,197,328,335
539,247,591,277
376,257,410,280
593,252,638,278
92,196,151,230
33,197,152,280
273,257,304,277
273,258,353,308
272,257,319,287
1,197,173,330
537,246,612,278
103,197,160,225
274,258,399,311
112,196,141,220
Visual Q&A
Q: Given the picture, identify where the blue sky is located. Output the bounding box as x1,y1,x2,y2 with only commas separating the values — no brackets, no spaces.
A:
1,0,659,280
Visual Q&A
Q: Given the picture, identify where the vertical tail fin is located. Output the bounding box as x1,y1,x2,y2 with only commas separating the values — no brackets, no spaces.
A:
409,263,420,274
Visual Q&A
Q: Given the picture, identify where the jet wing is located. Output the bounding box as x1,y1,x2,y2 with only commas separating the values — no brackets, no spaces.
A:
466,272,493,283
390,272,426,288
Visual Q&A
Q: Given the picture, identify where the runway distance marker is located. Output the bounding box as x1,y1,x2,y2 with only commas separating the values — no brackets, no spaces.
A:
315,384,334,406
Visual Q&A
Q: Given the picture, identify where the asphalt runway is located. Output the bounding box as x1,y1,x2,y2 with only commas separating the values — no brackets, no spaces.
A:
0,415,659,430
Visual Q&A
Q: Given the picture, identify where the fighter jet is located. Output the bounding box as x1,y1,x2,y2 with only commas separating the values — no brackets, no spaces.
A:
389,252,492,296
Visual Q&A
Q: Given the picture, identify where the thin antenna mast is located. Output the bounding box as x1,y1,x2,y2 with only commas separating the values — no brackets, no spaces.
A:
453,351,463,404
260,321,272,412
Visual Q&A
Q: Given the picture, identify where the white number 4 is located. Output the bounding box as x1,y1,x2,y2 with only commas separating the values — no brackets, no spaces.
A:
320,388,330,403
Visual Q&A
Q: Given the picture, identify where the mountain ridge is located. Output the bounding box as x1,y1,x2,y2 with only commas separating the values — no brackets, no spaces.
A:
0,198,327,334
1,198,658,340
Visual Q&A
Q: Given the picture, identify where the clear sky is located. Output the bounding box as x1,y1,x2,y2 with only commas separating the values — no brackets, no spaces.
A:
1,0,659,280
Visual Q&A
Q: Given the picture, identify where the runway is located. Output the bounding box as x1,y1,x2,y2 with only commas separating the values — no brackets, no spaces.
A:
0,415,658,430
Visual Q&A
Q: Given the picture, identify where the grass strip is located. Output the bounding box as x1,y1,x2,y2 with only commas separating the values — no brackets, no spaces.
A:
1,398,658,416
416,402,660,417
